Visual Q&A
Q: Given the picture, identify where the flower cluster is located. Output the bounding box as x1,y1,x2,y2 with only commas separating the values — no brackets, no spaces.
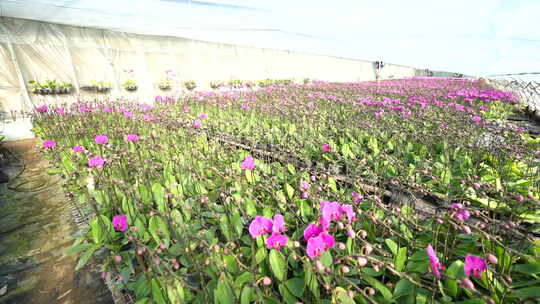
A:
249,214,288,250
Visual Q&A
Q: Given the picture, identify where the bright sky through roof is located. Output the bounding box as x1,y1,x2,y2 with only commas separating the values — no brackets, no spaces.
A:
2,0,539,77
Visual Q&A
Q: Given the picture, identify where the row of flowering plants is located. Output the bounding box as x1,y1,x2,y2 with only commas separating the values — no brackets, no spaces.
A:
33,77,539,304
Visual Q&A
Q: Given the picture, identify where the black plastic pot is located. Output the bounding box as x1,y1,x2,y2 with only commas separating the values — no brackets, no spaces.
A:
125,86,138,91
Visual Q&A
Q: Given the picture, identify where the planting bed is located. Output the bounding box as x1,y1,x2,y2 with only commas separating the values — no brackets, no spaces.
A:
33,78,540,303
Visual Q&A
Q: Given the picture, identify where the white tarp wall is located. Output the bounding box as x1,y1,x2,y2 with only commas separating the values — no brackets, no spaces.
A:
0,17,418,114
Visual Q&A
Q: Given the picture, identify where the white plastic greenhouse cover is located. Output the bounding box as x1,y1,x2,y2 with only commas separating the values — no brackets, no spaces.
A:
0,15,422,116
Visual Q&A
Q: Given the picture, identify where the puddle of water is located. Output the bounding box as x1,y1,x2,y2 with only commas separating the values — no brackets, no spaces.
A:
0,139,113,304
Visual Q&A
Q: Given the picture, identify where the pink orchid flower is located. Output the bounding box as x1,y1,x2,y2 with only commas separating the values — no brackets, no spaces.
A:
43,140,56,148
94,135,109,145
248,216,273,238
266,232,288,250
112,215,128,232
464,255,487,278
241,155,255,170
426,245,445,278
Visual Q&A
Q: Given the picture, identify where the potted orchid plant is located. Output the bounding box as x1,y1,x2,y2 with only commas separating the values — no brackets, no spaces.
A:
123,69,137,91
159,69,175,90
183,80,196,91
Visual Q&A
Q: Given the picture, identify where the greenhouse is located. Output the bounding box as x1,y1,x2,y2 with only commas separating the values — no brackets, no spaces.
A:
1,1,540,304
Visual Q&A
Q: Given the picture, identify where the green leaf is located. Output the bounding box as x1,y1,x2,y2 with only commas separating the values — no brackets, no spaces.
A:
320,250,333,267
223,255,240,274
285,278,305,298
446,260,466,279
89,217,103,244
284,183,295,200
65,243,92,255
234,272,254,289
152,183,166,213
363,274,392,300
231,212,243,238
134,275,150,299
255,247,267,264
514,286,540,299
75,246,98,270
513,263,540,274
61,154,76,172
287,163,296,175
334,287,355,304
149,216,170,247
215,278,236,304
385,239,398,255
395,247,407,272
393,278,415,298
269,250,287,281
240,285,254,304
328,177,338,192
151,279,167,304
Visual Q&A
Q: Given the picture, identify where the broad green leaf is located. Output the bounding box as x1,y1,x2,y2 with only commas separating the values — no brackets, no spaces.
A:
284,183,295,200
255,247,267,264
64,243,92,255
215,278,236,304
446,260,466,279
75,245,98,270
514,286,540,299
269,250,287,281
61,154,76,172
385,239,398,255
334,287,355,304
285,278,305,298
240,285,254,304
320,251,333,267
363,274,392,300
151,279,167,304
152,183,166,213
234,272,254,289
395,247,407,272
513,263,540,274
328,177,338,192
393,278,415,298
287,163,296,175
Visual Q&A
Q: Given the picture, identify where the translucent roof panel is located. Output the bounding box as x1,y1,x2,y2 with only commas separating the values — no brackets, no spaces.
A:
1,0,539,76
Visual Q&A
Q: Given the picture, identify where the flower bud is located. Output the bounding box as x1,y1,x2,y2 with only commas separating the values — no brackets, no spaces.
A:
460,278,475,290
357,256,368,267
462,225,471,234
486,253,498,264
347,228,356,239
338,242,346,250
367,287,375,295
173,263,180,270
114,255,122,263
293,241,301,248
262,277,272,286
341,266,350,273
364,244,373,255
155,259,161,265
337,222,344,230
315,260,324,271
